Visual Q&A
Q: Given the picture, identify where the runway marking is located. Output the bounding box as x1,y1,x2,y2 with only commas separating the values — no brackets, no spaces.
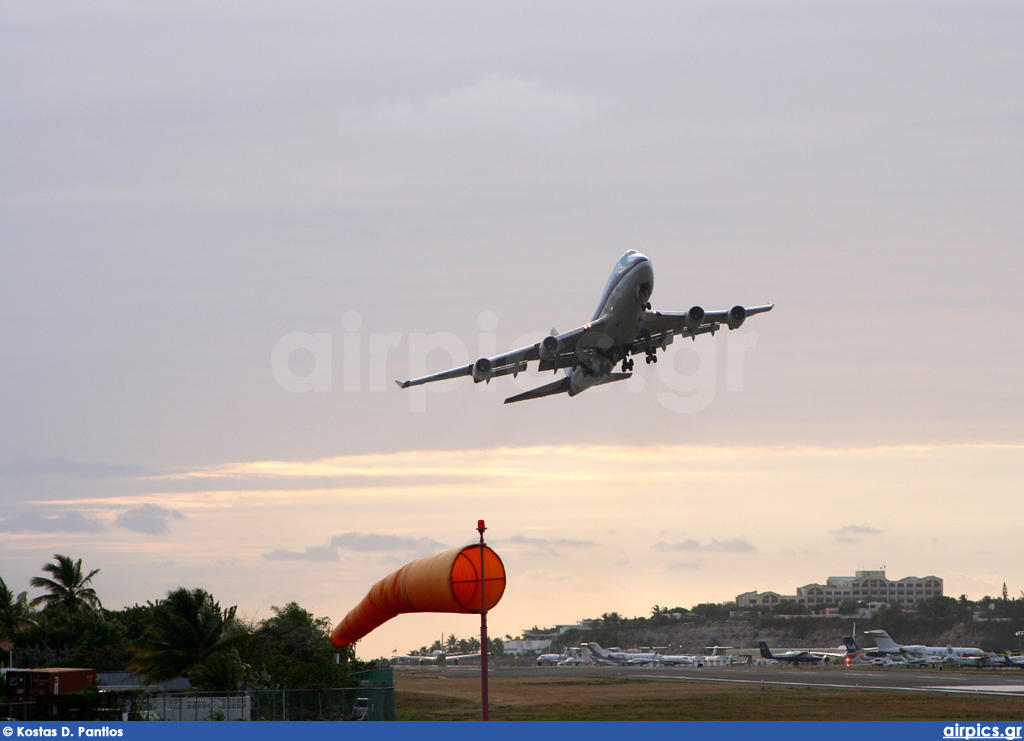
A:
926,685,1024,695
633,674,1024,696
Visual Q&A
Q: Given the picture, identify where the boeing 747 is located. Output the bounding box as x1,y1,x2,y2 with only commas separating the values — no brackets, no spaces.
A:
396,250,773,403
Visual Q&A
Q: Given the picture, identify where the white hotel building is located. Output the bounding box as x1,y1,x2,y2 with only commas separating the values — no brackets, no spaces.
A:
736,569,943,608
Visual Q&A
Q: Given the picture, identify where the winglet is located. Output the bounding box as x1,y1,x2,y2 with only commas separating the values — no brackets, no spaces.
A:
395,380,410,389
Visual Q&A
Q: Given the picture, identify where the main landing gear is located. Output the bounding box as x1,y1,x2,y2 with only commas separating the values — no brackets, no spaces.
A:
621,357,635,372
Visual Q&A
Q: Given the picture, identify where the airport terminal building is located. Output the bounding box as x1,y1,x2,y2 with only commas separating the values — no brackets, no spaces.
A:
736,569,943,608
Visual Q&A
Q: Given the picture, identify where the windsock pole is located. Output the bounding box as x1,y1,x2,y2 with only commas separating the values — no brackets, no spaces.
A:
477,519,489,721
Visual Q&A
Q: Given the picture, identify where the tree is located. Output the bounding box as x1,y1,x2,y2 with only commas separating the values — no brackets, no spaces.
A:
241,602,354,689
837,599,862,616
29,555,102,614
129,587,249,690
1,575,35,665
600,612,622,627
1,575,33,638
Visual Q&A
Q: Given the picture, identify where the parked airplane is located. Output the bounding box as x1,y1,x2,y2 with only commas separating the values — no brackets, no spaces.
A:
992,653,1024,668
536,648,588,666
585,642,694,666
389,649,480,666
558,647,589,666
758,641,827,665
536,650,566,666
396,250,773,403
864,630,985,666
842,635,903,663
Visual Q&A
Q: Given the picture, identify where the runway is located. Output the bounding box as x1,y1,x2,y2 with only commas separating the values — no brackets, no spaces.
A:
439,664,1024,697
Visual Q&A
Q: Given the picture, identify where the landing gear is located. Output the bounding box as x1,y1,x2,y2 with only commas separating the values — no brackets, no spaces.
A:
621,358,635,372
645,353,658,364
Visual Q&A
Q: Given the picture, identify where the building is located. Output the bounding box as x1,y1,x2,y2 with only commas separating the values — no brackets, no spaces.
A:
5,668,97,703
736,569,943,608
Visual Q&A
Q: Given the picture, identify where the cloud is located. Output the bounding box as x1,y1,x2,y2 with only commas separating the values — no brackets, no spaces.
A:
329,533,445,553
834,525,883,544
655,538,757,554
502,535,597,548
115,504,186,535
347,74,614,138
263,532,446,562
0,511,105,533
263,545,340,562
667,561,701,571
0,455,148,479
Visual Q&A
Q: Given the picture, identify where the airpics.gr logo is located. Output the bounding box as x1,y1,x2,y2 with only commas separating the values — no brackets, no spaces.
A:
270,310,764,413
943,725,1023,739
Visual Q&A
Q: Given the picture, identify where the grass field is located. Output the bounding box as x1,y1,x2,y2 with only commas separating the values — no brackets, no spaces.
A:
395,675,1024,721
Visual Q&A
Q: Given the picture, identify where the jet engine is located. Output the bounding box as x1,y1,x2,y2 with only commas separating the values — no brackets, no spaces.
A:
471,357,493,384
537,335,561,362
684,305,705,332
727,305,746,330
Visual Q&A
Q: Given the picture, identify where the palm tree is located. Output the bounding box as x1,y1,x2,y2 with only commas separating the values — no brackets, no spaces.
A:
29,554,102,614
1,575,35,668
1,576,32,636
129,587,249,689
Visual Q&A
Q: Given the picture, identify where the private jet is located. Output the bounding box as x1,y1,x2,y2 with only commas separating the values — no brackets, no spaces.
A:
396,250,773,403
758,641,830,665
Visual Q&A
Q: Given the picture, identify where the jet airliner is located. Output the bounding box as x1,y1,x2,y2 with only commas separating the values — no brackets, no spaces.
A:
396,251,773,403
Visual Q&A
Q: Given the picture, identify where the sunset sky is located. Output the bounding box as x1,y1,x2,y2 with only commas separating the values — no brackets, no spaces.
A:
2,2,1022,660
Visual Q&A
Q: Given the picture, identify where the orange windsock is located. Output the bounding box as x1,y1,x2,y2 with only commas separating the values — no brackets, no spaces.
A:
331,544,506,648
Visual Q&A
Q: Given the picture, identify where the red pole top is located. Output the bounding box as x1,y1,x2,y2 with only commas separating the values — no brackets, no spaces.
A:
477,519,486,533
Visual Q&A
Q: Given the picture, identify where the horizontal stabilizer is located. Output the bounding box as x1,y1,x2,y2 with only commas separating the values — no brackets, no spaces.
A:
504,376,572,404
594,372,632,388
503,372,632,404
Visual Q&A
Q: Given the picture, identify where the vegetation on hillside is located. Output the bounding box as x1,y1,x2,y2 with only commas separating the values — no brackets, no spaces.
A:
437,594,1024,656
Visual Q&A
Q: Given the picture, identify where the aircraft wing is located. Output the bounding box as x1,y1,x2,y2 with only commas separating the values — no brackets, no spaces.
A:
444,652,481,664
395,317,611,389
634,303,774,354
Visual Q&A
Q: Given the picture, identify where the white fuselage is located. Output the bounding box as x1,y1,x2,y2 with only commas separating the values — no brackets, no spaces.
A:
568,251,654,396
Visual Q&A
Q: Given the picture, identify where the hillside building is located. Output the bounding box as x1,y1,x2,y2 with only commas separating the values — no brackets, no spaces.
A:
736,569,943,608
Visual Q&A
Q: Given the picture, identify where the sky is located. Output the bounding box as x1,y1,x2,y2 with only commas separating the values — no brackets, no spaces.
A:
2,1,1023,660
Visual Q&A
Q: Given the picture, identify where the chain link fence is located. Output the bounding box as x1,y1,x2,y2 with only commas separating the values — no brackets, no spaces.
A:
2,667,394,722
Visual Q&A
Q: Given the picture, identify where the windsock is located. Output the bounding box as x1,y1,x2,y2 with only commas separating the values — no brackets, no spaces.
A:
331,543,505,647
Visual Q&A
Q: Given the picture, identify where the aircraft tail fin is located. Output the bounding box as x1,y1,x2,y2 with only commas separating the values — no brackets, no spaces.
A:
865,630,900,652
843,636,861,653
585,642,610,659
758,641,774,660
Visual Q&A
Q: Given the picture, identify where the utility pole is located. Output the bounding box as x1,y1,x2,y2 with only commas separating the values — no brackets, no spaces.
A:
478,519,489,721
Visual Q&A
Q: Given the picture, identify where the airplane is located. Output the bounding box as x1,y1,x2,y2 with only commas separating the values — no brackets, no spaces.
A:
991,653,1024,668
558,647,589,666
864,630,985,666
388,649,481,666
395,250,773,403
758,641,828,665
536,648,588,666
843,635,896,662
536,650,567,666
584,642,694,666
